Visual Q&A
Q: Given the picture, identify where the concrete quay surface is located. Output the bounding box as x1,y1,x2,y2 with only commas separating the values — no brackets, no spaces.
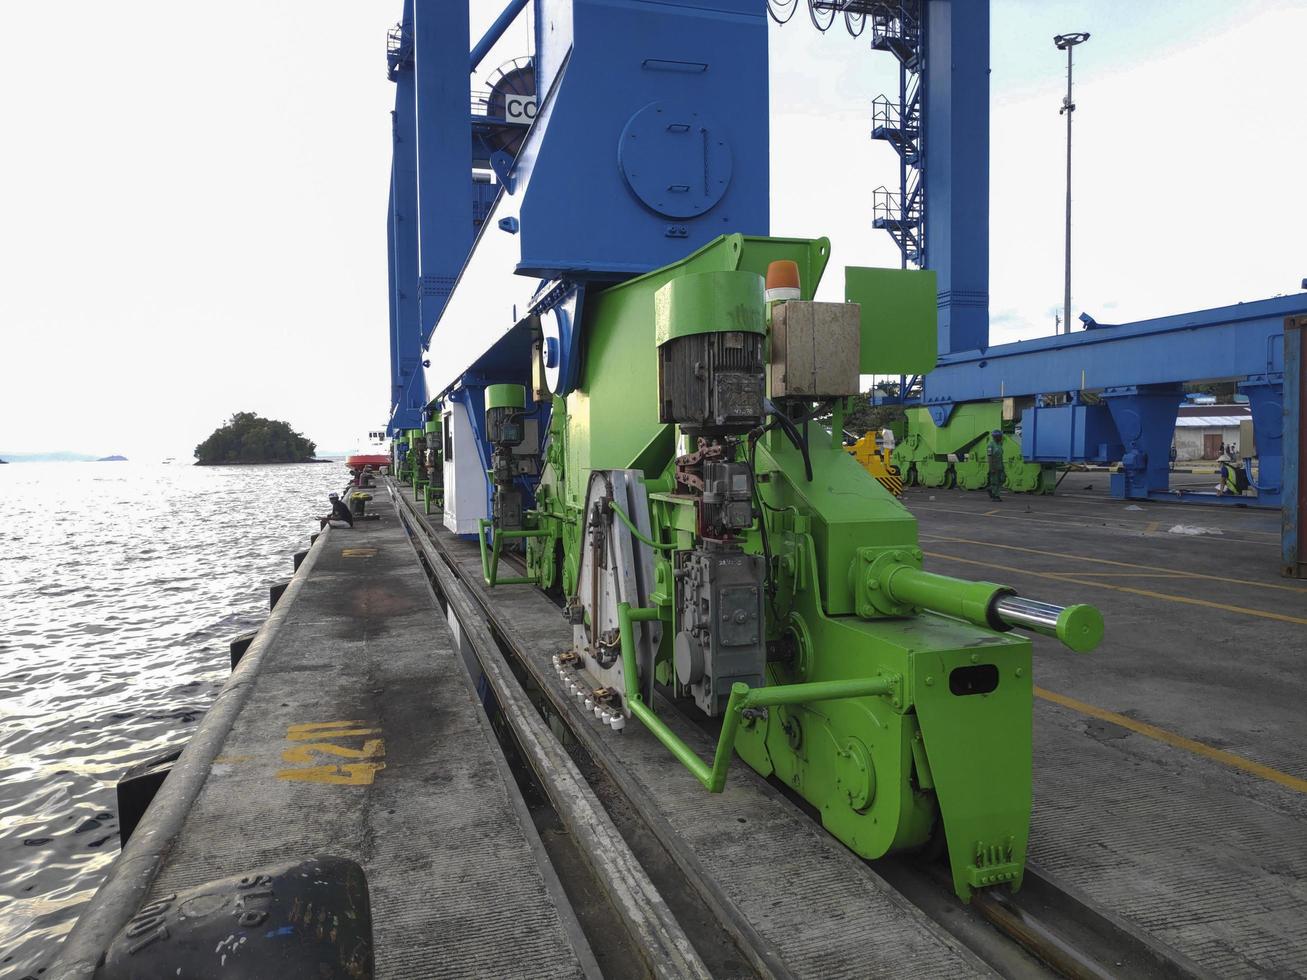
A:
905,483,1307,977
53,497,595,979
54,474,1307,979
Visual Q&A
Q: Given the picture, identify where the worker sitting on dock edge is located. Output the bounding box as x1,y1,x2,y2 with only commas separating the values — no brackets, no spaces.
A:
321,492,354,529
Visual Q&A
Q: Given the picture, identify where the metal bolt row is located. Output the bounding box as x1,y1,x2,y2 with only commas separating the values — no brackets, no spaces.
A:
552,653,625,731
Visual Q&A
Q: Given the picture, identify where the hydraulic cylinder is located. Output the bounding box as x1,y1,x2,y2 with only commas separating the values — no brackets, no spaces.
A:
864,558,1102,653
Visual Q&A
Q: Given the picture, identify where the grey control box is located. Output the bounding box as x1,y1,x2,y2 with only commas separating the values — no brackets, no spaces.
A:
769,301,862,398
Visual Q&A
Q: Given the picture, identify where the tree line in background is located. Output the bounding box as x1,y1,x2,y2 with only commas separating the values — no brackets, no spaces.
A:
811,384,908,438
194,412,316,465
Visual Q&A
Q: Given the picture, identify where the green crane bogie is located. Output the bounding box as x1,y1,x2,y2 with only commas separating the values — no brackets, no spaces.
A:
953,455,990,490
472,234,1101,902
897,405,1055,495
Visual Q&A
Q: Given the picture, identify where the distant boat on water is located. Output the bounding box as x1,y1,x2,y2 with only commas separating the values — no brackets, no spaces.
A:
162,457,176,464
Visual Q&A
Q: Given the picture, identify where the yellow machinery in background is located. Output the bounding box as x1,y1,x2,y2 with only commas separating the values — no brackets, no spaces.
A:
846,431,903,495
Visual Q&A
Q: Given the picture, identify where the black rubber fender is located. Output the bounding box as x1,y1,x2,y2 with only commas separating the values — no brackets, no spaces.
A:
93,856,372,979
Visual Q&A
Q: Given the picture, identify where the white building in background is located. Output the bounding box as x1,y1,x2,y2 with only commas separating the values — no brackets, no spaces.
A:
1171,404,1251,461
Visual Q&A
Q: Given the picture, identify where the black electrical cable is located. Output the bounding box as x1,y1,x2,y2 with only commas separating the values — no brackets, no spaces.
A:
767,0,799,25
801,415,811,479
745,433,782,629
764,402,813,482
807,0,836,32
746,431,802,626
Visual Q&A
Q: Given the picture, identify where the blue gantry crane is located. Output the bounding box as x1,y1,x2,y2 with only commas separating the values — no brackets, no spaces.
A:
799,0,1305,509
386,0,774,530
385,0,1305,514
380,0,1115,895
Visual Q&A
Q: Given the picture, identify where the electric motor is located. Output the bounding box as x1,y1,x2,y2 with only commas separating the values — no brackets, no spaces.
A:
658,331,765,437
655,271,767,438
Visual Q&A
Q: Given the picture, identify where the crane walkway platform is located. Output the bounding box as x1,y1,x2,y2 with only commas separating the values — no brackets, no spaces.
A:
52,501,596,979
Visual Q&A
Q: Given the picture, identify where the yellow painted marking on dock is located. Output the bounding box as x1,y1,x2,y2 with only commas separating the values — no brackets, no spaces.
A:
341,547,378,558
920,535,1307,594
1144,521,1160,533
277,719,386,785
1035,687,1307,795
287,721,380,740
278,762,385,785
921,551,1307,626
214,754,255,764
281,739,385,764
983,509,1001,516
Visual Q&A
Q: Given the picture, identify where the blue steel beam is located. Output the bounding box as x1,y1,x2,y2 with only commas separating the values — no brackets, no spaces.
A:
922,294,1307,407
1285,318,1306,575
471,0,530,73
387,2,423,432
413,0,472,346
386,177,401,415
419,0,770,402
923,0,989,355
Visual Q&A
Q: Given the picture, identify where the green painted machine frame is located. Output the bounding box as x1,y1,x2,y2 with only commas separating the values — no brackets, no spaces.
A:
893,406,1055,493
473,234,1100,901
422,418,443,513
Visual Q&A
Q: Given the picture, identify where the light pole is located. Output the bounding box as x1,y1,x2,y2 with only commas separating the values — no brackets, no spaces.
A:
1054,31,1089,335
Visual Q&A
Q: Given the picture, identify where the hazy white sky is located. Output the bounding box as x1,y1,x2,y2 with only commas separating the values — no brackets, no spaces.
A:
1,1,1303,459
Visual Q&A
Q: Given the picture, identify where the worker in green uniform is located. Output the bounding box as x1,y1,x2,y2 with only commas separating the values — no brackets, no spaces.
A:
986,430,1006,501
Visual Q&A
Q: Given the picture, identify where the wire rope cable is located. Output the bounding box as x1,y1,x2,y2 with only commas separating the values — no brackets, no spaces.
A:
807,0,836,32
767,0,800,25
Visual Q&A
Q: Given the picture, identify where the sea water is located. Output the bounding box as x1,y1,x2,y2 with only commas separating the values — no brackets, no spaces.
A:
0,461,346,978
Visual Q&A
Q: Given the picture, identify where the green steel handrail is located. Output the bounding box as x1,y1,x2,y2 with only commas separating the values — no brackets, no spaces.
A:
616,601,896,793
477,518,551,587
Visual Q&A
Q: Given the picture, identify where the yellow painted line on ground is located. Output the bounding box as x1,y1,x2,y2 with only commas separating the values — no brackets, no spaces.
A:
983,508,1001,516
920,534,1307,595
1022,489,1279,536
1144,520,1160,533
1035,686,1307,795
1050,571,1190,579
910,502,1278,544
922,551,1307,626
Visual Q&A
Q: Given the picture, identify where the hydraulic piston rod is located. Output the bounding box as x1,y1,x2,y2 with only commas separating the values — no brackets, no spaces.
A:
993,595,1100,653
869,561,1103,653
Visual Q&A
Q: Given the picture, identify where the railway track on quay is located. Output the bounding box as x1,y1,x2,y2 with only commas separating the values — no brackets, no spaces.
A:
391,483,1209,980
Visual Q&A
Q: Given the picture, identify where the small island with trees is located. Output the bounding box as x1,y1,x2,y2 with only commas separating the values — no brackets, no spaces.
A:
194,412,318,465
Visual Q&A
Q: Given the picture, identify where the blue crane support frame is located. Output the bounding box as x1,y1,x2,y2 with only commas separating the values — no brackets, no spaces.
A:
1285,317,1305,576
384,0,1305,512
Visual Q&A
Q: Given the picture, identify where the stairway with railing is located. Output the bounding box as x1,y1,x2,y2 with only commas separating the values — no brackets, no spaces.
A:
771,0,926,269
385,23,413,80
868,1,924,269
